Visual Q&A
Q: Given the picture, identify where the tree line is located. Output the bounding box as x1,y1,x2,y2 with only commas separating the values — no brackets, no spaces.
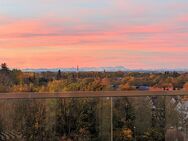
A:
0,63,188,93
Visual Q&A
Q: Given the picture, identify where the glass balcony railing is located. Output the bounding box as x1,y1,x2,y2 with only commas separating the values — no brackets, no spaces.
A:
0,91,188,141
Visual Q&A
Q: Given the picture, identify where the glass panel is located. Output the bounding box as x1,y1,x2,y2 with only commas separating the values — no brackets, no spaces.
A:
0,95,188,141
0,98,111,141
113,96,165,141
165,96,187,141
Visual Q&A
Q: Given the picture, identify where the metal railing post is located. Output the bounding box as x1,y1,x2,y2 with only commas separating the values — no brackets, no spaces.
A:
111,97,113,141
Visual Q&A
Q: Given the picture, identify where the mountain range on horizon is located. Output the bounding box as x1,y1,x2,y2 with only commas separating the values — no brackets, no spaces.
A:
22,66,188,73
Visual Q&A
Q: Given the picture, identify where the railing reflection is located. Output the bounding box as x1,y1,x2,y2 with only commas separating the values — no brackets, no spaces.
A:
0,91,187,141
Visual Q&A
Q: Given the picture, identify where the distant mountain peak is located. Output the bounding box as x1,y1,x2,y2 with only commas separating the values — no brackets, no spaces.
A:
22,66,129,72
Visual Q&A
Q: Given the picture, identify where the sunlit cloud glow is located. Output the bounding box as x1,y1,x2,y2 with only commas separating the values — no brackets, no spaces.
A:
0,0,188,69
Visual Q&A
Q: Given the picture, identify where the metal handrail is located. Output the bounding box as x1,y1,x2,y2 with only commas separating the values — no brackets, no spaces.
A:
0,91,188,99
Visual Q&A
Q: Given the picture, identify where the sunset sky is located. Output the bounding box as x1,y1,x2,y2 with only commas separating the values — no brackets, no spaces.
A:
0,0,188,69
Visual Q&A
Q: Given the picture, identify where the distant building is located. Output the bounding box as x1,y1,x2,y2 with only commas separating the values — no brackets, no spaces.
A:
136,86,149,91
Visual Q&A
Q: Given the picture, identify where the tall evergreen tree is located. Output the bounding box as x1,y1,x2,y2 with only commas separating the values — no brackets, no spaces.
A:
56,70,62,80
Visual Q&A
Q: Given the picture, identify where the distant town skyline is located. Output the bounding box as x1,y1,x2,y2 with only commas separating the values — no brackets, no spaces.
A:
0,0,188,69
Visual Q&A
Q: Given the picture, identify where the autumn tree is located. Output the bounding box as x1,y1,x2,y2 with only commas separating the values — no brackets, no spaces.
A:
54,98,98,140
113,98,136,141
183,82,188,91
0,63,9,72
20,100,50,141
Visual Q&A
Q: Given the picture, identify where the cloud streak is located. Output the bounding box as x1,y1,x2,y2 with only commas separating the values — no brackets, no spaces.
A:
0,0,188,69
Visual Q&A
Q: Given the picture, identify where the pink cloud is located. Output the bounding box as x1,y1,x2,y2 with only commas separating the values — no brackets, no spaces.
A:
0,14,188,69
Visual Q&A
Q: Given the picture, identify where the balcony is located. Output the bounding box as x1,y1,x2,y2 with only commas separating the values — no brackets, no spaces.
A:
0,91,188,141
